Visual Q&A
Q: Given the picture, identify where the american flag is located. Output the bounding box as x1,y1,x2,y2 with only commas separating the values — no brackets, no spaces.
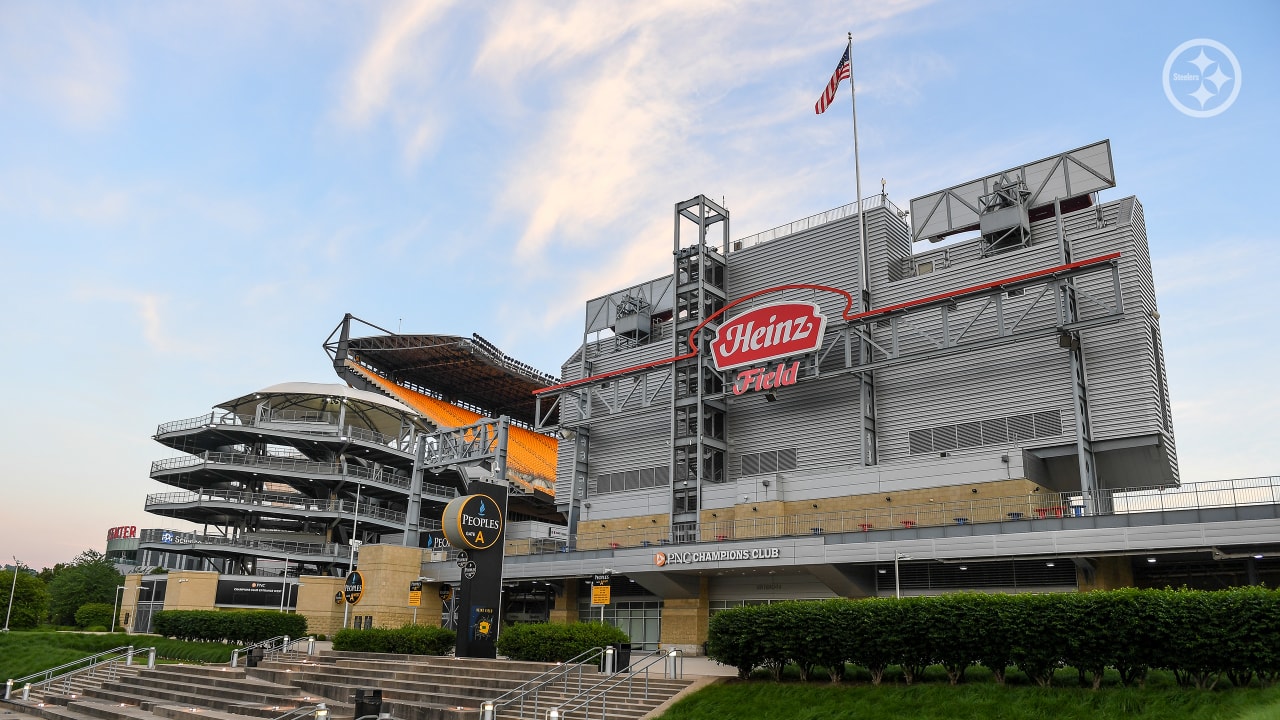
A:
814,44,851,114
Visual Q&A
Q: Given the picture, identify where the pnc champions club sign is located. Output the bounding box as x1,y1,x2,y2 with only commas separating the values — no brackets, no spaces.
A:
710,300,827,395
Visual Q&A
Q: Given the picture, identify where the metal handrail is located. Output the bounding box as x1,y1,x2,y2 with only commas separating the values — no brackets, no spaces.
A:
271,703,328,720
483,646,606,719
5,646,155,701
485,476,1280,556
547,649,684,720
140,528,351,558
145,490,413,525
231,636,315,667
157,408,404,450
150,452,412,489
734,195,903,252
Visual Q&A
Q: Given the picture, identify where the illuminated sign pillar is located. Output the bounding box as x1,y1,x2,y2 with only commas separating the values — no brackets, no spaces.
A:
441,487,507,658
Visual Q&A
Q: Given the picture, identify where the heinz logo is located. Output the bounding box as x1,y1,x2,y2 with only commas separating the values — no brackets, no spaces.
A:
711,301,827,371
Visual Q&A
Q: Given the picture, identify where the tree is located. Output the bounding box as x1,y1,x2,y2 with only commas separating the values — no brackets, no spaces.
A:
1,567,50,630
47,550,123,626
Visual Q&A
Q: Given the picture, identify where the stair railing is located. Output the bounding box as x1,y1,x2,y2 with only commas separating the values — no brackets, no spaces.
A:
480,646,607,720
545,649,684,720
5,645,155,701
232,635,315,667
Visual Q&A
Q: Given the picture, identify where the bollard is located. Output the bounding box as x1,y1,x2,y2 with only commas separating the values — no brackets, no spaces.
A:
21,683,31,701
602,646,615,675
5,679,12,700
547,709,561,720
147,648,156,669
307,637,315,656
666,649,679,678
314,703,328,720
126,646,135,667
480,701,496,720
231,650,240,668
283,636,290,654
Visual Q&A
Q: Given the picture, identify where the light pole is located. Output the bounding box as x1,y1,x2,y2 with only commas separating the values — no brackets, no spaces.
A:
342,483,362,629
894,553,912,599
111,585,126,633
279,554,290,613
3,556,19,632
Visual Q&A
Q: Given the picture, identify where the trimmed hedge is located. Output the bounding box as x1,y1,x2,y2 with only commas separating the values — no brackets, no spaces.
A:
75,603,115,629
496,622,629,663
706,588,1280,688
152,610,307,644
332,624,455,655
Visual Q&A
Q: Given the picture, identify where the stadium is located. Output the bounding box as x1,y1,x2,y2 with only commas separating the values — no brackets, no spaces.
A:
121,140,1280,649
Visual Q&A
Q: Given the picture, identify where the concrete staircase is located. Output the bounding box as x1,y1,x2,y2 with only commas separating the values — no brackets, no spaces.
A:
2,651,693,720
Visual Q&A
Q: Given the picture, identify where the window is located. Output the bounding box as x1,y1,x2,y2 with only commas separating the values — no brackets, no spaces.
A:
917,261,935,275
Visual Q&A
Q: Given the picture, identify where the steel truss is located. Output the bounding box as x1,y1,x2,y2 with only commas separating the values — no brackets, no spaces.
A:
533,252,1124,431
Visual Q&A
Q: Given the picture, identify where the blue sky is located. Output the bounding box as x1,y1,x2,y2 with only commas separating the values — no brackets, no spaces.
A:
1,0,1276,570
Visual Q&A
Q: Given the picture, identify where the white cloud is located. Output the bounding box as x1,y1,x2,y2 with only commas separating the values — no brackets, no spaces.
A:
338,0,456,166
0,4,128,129
472,0,937,331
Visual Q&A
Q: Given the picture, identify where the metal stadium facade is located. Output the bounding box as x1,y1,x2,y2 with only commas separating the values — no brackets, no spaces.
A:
122,140,1280,650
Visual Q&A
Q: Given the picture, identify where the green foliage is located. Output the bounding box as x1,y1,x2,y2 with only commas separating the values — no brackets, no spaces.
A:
495,622,628,662
332,624,455,655
74,602,115,629
0,631,235,679
46,551,122,626
653,672,1280,720
704,588,1280,690
151,610,306,643
0,568,49,630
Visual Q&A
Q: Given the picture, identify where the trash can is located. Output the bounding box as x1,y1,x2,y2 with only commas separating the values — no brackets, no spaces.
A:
246,647,264,668
353,689,383,719
614,643,632,672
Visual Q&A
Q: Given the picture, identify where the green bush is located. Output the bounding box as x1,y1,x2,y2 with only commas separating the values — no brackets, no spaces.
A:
151,610,306,644
332,624,454,655
704,588,1280,689
75,603,115,629
495,622,628,663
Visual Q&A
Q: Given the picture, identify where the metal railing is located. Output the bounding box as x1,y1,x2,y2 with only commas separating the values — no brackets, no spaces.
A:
272,703,328,720
150,452,412,490
733,195,904,252
481,647,606,720
464,476,1280,558
5,645,154,701
157,411,405,452
145,490,414,526
542,649,684,720
140,528,351,558
231,636,315,667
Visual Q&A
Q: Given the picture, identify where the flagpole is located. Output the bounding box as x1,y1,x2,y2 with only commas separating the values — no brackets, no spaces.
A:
847,32,876,468
848,32,869,313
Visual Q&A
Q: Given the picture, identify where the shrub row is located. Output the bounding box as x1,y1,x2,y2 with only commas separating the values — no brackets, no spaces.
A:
332,624,455,655
706,588,1280,689
75,603,115,629
152,610,307,644
496,622,629,663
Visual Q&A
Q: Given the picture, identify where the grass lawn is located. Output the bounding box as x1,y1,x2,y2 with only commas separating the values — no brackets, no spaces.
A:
0,631,235,680
657,667,1280,720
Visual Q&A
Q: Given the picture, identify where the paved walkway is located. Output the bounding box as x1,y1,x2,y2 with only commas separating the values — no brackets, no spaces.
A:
677,655,738,677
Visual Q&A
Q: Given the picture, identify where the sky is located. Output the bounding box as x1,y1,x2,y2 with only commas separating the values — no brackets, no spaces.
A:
1,0,1277,571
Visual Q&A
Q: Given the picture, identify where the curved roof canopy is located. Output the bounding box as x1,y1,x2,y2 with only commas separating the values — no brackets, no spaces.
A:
217,382,424,437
